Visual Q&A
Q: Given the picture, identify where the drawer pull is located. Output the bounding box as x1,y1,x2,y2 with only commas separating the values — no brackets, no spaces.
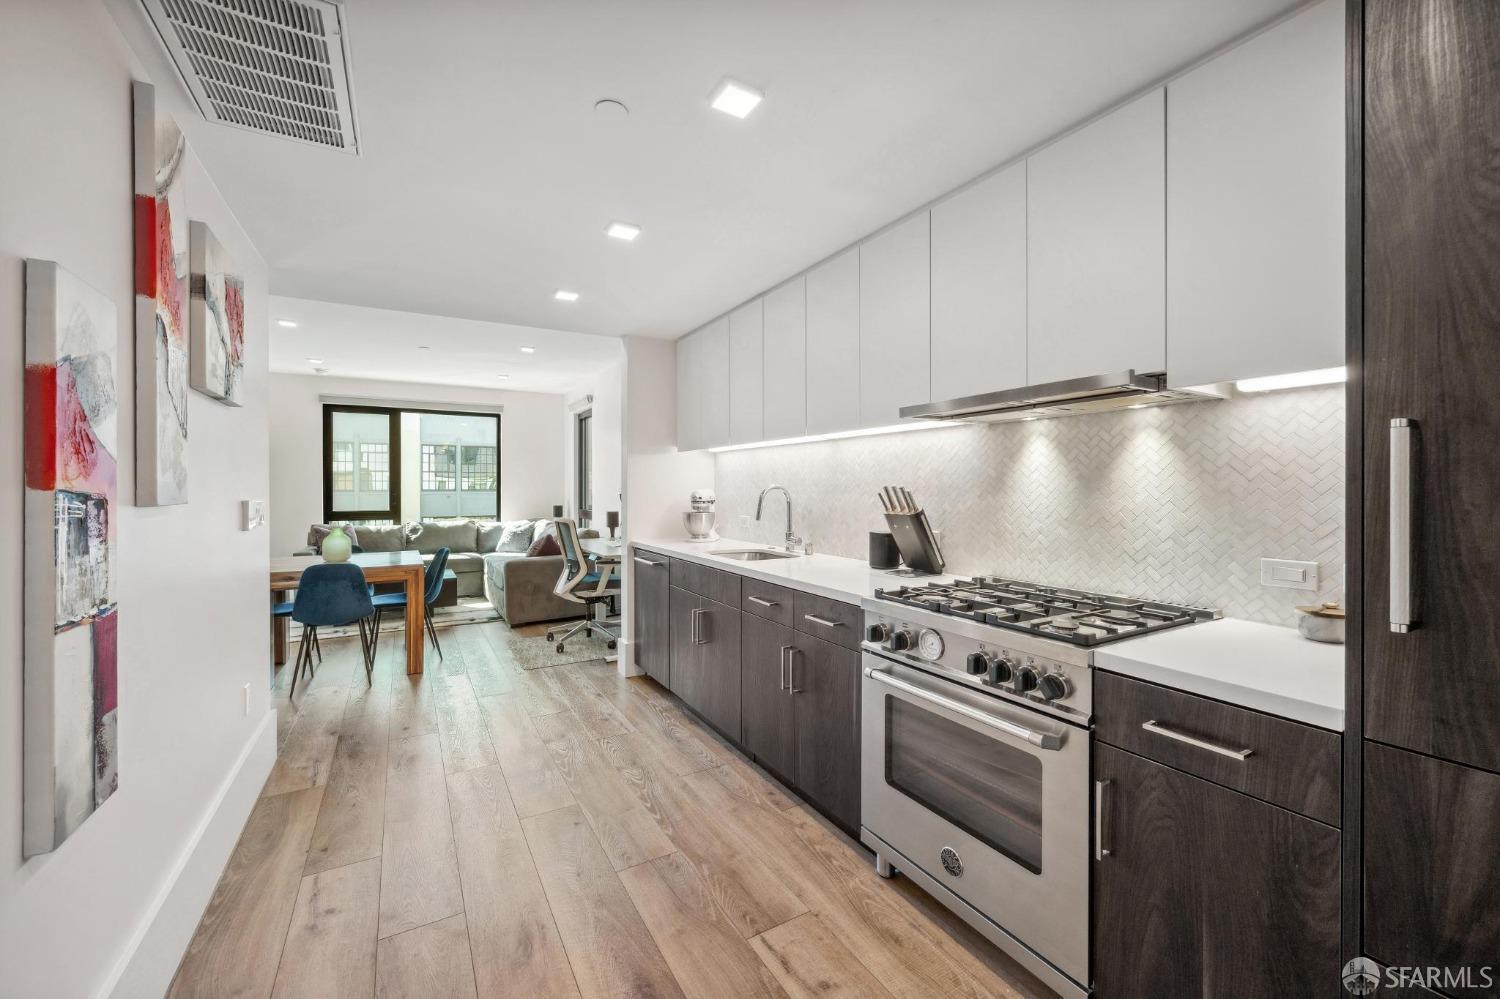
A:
691,608,706,645
779,645,792,690
787,647,803,694
1142,720,1253,761
803,613,842,629
632,556,665,567
748,595,780,608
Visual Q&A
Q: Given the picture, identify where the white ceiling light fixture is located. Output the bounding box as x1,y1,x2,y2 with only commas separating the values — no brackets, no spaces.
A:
277,319,299,328
497,373,511,381
1235,366,1347,393
305,356,324,364
709,78,763,119
520,345,537,353
605,221,641,242
553,290,579,302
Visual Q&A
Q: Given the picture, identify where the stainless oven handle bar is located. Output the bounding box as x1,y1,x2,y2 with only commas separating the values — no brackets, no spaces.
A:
1141,720,1253,761
1390,418,1415,633
864,667,1063,750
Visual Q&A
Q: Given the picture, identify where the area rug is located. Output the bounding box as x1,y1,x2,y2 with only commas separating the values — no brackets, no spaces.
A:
491,620,617,670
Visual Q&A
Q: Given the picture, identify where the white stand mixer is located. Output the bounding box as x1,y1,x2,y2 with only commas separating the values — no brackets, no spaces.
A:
683,489,720,542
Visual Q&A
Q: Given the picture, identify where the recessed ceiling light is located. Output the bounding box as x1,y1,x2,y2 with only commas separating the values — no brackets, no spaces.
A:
520,345,537,354
709,78,763,119
277,319,298,328
605,221,641,241
554,289,579,302
497,374,510,381
417,345,431,350
305,356,324,364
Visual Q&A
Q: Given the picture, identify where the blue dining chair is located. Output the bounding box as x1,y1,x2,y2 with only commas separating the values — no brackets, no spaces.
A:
370,547,450,662
290,562,377,695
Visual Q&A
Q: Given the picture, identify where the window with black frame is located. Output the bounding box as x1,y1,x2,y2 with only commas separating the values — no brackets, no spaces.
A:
576,408,592,525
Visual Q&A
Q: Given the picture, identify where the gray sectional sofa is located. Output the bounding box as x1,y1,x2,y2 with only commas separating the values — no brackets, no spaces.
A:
301,518,595,626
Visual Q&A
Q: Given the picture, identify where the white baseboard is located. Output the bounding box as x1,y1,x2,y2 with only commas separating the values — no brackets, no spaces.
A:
616,638,644,677
100,710,278,999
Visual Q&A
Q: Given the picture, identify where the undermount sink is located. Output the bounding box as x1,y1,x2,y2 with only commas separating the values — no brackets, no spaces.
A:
709,548,803,561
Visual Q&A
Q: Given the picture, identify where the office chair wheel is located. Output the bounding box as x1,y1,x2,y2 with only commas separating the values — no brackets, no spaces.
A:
556,643,565,653
607,640,617,650
584,627,592,637
546,630,555,641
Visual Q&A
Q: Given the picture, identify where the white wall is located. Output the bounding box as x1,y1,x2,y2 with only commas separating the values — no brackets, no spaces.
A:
563,358,624,529
1,3,276,996
267,373,566,554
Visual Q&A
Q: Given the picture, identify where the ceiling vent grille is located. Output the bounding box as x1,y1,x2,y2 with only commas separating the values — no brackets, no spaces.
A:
140,0,359,153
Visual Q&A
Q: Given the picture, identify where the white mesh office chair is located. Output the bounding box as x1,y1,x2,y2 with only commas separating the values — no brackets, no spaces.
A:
546,518,621,653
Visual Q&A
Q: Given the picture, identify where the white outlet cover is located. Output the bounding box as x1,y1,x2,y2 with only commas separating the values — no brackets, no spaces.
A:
1260,558,1319,591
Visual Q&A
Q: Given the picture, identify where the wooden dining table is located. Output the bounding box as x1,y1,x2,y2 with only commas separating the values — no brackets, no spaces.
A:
270,551,428,675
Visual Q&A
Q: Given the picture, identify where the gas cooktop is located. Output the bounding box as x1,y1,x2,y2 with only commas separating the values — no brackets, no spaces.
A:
871,576,1220,647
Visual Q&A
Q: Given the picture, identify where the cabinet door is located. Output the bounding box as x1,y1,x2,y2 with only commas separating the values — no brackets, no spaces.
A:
729,299,764,444
697,316,731,449
675,331,699,451
631,550,670,686
859,212,930,426
1093,744,1340,999
1365,742,1500,975
792,634,860,831
695,598,742,739
1027,90,1165,384
805,247,861,434
1167,0,1344,387
667,585,701,700
741,613,797,780
762,277,806,441
931,161,1027,402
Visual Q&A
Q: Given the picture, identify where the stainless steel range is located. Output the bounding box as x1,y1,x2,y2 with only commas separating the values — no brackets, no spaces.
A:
859,576,1217,999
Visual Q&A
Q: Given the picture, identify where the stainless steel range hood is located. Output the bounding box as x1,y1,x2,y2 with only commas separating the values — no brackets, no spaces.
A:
900,370,1223,423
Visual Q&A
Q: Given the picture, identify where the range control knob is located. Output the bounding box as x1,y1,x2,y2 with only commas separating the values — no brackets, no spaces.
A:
987,656,1015,686
964,651,993,676
885,628,915,652
1014,666,1040,694
865,623,891,644
1037,673,1071,701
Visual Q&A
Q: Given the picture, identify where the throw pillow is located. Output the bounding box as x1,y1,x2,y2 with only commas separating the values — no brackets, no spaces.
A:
494,519,536,553
307,523,359,550
527,532,562,557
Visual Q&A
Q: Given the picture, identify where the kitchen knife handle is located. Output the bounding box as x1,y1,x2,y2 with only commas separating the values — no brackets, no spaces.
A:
1390,418,1416,633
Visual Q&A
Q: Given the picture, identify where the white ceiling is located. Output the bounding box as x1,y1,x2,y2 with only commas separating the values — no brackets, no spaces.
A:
267,295,623,393
112,0,1305,341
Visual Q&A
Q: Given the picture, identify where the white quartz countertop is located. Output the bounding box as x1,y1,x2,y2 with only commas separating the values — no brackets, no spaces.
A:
1093,618,1345,731
632,537,952,604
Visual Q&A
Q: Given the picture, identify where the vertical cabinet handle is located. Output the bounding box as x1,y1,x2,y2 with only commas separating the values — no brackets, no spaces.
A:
691,607,707,645
779,645,791,690
1390,418,1417,633
1094,780,1111,861
787,647,802,694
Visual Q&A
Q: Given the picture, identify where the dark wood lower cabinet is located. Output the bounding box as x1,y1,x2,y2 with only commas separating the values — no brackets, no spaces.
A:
1093,744,1341,999
631,550,670,686
667,585,741,740
1364,742,1500,981
792,632,860,832
740,613,797,781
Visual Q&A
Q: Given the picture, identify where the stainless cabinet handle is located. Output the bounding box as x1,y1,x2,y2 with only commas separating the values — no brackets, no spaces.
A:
748,596,780,608
803,613,842,629
787,647,802,693
691,607,707,645
633,556,665,567
1390,418,1416,633
1094,780,1111,861
779,645,792,691
1141,720,1253,761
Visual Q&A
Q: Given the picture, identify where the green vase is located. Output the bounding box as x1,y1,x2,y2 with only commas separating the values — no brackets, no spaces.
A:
322,526,352,563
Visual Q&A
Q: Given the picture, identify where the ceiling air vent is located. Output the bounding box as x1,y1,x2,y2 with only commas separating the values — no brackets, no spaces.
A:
140,0,359,153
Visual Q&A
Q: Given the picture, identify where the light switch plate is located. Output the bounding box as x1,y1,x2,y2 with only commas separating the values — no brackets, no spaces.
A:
1260,558,1319,591
242,499,266,532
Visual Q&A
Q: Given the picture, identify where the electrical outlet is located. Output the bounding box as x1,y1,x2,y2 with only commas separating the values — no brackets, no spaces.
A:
242,682,251,716
1260,558,1319,591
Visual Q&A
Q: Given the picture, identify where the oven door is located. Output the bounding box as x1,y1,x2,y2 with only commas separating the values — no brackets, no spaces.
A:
861,655,1089,987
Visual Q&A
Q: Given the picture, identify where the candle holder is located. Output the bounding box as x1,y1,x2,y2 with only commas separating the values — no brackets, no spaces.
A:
606,510,620,539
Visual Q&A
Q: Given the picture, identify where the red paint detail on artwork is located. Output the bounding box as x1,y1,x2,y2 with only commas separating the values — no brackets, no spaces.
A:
24,364,59,490
93,608,119,718
134,194,157,298
157,197,185,346
225,278,245,364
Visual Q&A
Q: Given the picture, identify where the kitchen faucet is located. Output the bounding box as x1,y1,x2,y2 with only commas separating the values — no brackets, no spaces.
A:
756,484,808,553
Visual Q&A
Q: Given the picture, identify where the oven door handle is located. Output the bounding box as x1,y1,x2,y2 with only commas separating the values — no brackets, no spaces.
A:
864,667,1065,750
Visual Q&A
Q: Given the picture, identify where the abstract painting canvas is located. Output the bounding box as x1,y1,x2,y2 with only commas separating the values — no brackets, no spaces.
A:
188,220,245,406
132,79,189,505
24,259,120,858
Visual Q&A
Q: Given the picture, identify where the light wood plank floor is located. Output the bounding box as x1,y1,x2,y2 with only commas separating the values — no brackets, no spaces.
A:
169,620,1056,999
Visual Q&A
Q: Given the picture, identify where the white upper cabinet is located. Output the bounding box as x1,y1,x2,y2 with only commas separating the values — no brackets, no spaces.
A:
728,299,764,444
1166,0,1344,387
805,247,861,434
930,160,1027,402
859,212,931,425
675,329,699,451
698,316,731,449
762,277,807,440
1027,89,1166,384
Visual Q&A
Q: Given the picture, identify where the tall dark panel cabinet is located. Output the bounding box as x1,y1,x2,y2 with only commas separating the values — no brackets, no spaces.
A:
1355,0,1500,987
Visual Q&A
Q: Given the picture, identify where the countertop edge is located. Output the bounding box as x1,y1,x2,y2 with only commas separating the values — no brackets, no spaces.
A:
630,539,881,605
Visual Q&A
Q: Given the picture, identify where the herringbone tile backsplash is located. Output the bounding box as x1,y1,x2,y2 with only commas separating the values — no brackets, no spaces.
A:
715,385,1343,626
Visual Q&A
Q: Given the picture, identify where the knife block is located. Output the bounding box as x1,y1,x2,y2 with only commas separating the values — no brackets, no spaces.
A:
883,511,946,575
